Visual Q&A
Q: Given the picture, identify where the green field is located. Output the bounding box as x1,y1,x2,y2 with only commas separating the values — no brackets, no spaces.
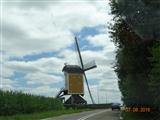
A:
0,90,91,120
0,90,63,116
0,109,89,120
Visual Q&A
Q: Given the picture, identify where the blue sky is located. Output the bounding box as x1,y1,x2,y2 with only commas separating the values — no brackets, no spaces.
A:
1,0,121,104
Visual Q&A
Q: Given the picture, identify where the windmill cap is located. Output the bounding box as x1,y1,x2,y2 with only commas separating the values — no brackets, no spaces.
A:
62,65,84,73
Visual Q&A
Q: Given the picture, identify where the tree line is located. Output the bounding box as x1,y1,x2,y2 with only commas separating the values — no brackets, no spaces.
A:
109,0,160,118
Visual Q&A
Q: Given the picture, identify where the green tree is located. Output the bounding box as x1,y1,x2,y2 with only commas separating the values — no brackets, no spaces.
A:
109,0,159,108
149,43,160,111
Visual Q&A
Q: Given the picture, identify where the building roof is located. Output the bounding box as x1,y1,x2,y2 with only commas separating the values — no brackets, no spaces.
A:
62,65,84,73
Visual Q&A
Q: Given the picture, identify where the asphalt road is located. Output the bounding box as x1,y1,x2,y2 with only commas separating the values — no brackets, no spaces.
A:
42,109,120,120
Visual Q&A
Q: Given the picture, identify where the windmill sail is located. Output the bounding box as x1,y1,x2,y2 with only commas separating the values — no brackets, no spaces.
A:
84,60,97,71
75,37,84,69
74,37,95,104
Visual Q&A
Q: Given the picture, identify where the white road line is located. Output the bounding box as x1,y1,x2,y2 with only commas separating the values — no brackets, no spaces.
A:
77,110,108,120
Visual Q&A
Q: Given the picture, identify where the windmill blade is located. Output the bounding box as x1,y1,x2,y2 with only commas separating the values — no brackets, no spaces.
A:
75,37,84,69
74,37,95,104
84,60,97,71
84,72,95,104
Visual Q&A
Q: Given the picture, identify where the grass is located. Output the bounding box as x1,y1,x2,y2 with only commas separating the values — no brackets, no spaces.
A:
0,109,91,120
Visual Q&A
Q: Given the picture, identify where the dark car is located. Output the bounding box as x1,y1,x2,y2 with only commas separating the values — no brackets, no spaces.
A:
111,103,121,111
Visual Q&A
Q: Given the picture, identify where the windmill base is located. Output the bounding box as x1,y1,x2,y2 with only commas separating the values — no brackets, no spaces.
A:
65,95,87,105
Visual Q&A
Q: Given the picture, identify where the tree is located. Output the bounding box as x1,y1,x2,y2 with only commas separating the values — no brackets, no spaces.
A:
149,42,160,111
109,0,159,109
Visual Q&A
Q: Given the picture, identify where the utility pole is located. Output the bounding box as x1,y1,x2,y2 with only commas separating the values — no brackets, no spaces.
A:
105,91,107,104
97,86,99,104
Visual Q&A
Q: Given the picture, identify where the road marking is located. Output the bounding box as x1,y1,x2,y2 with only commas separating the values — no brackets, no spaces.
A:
77,110,108,120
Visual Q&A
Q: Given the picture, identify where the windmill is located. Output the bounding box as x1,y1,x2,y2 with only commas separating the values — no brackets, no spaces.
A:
56,37,97,104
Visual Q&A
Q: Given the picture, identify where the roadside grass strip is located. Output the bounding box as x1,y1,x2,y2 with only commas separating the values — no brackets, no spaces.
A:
0,109,91,120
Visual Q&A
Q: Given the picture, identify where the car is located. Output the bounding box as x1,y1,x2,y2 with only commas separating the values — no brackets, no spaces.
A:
111,103,121,111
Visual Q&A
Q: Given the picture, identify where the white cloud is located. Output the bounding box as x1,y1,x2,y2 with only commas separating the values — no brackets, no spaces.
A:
18,85,60,97
2,0,111,56
1,0,121,103
24,72,62,85
3,57,64,75
1,65,14,78
28,86,59,96
86,33,116,51
1,78,16,91
33,57,64,74
87,34,109,47
58,49,78,65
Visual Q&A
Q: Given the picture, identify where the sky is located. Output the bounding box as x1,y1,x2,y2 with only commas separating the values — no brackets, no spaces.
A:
0,0,121,104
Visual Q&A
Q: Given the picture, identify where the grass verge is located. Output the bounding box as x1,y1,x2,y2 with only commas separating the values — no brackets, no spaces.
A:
0,109,91,120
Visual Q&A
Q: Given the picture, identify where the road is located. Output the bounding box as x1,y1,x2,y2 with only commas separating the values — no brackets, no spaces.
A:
42,109,120,120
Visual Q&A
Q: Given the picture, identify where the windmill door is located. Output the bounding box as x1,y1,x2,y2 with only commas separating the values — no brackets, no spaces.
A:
68,74,84,94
